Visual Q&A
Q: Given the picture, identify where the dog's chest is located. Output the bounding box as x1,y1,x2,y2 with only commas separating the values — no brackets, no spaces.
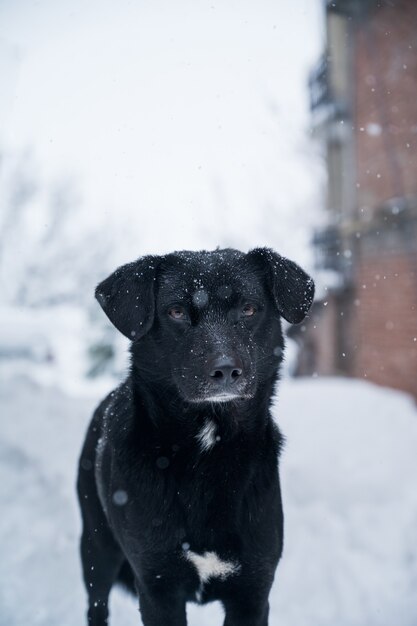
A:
173,468,244,600
172,460,241,549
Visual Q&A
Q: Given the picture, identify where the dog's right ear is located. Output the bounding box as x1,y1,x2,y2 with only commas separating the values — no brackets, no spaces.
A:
95,256,159,340
247,247,315,324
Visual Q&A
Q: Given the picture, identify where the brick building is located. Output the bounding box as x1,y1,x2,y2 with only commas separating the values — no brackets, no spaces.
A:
294,0,417,400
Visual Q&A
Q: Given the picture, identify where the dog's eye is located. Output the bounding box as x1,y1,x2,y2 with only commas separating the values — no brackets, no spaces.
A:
168,306,188,321
241,303,257,317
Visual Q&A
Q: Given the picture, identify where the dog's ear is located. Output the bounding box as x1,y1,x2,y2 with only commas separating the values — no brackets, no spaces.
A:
247,247,315,324
95,256,159,339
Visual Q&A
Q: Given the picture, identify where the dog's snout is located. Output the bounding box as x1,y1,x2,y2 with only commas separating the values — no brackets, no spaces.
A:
209,357,243,385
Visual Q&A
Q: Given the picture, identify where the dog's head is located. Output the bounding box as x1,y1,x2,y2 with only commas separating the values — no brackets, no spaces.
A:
96,248,314,404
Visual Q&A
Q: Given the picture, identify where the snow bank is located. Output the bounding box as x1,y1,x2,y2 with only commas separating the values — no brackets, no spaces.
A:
1,376,416,625
275,378,417,626
0,305,129,398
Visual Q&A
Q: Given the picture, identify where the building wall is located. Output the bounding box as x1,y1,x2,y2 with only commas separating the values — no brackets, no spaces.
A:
354,243,417,397
304,0,417,401
354,0,417,213
351,0,417,399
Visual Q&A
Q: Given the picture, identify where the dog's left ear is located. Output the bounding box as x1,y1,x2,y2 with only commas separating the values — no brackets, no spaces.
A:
95,256,160,340
247,247,315,324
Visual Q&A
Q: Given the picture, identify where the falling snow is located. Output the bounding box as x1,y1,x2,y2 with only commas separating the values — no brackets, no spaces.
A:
112,490,128,506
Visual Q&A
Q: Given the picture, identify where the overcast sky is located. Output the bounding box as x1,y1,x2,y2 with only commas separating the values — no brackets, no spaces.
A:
0,0,324,270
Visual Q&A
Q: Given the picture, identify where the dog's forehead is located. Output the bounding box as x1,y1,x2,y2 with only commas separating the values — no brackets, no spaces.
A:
158,250,263,302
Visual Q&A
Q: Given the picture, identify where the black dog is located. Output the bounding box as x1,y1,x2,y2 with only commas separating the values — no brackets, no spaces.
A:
77,247,314,626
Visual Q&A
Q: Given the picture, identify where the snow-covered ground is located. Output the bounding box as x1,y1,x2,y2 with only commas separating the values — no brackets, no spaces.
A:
1,373,417,626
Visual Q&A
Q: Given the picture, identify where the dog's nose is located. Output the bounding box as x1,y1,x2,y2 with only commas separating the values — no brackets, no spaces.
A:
209,357,243,385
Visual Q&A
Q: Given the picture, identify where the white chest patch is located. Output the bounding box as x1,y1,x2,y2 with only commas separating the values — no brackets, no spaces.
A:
195,420,217,452
185,550,240,583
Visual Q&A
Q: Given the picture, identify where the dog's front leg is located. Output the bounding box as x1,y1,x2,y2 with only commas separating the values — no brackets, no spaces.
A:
138,587,187,626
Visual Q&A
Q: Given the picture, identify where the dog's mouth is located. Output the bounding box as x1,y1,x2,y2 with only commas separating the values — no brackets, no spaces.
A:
174,363,256,405
189,392,252,404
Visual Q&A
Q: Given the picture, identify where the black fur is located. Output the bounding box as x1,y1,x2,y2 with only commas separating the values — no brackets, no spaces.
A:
77,247,314,626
